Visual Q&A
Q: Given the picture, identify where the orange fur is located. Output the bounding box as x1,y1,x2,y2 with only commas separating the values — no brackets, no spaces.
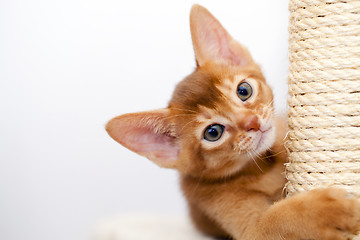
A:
106,5,360,239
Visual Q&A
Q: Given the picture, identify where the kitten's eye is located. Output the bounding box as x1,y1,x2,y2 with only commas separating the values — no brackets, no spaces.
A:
237,82,253,101
203,124,224,142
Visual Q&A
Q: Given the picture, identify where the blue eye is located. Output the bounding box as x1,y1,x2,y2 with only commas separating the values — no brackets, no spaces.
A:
203,124,224,142
237,82,252,101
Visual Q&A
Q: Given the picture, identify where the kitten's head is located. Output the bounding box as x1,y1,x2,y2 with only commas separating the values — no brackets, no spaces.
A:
106,5,275,179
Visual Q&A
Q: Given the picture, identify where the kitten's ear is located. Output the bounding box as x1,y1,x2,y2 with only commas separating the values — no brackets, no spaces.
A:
190,4,253,67
106,109,179,168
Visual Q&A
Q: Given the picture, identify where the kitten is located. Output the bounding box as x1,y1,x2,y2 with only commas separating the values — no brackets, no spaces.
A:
106,5,360,240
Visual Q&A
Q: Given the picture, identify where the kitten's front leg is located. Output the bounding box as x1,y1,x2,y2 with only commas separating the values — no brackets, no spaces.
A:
248,188,360,240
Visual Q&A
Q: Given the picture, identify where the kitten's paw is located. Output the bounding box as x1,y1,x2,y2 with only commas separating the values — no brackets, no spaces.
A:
298,188,360,240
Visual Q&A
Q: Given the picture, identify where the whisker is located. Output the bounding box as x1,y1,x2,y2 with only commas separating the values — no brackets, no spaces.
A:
252,150,267,164
266,99,274,109
250,152,264,172
257,150,286,162
247,152,263,173
252,150,261,158
180,118,199,133
169,107,198,114
161,113,196,121
283,130,290,141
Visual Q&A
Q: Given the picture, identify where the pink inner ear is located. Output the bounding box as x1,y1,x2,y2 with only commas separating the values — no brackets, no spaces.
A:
190,5,249,66
201,23,245,66
106,111,180,168
124,126,179,163
216,30,244,66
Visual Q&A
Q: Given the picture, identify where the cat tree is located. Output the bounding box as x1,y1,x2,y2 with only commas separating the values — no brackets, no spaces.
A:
285,0,360,222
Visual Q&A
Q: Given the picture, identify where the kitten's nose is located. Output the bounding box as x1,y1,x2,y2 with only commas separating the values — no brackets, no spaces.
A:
242,115,260,132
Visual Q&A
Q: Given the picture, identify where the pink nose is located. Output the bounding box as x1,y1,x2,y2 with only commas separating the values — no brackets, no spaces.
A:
245,115,260,131
240,115,260,132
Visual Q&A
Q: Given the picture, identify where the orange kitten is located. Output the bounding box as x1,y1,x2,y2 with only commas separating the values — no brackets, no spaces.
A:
106,5,360,240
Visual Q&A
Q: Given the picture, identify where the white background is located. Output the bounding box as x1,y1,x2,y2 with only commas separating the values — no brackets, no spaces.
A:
0,1,289,240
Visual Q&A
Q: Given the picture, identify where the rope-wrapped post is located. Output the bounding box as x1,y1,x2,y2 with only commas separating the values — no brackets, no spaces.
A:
285,0,360,203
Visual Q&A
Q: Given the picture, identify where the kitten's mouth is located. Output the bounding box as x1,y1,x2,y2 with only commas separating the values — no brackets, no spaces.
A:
260,126,272,134
254,126,273,152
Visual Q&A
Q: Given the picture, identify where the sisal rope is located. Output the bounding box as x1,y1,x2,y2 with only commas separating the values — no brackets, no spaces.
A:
285,0,360,212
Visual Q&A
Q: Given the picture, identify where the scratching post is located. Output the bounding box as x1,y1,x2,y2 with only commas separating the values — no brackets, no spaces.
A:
285,0,360,212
